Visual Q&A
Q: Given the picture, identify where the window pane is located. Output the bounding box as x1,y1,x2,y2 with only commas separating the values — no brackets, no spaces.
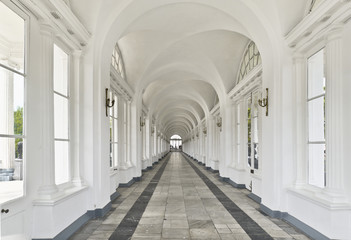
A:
109,142,112,167
0,2,25,73
55,141,69,184
54,94,69,139
0,136,23,180
113,95,118,117
114,119,118,142
109,118,113,142
54,44,68,96
0,67,24,135
308,144,325,188
308,49,325,98
308,97,325,142
254,143,259,169
113,143,118,167
248,143,251,167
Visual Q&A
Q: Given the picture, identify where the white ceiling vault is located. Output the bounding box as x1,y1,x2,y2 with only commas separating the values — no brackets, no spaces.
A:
69,0,308,140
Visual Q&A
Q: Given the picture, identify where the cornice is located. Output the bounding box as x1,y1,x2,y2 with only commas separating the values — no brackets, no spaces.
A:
286,0,351,51
18,0,90,50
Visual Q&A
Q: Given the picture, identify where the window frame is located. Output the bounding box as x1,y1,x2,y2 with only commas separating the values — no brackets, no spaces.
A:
53,41,71,187
0,0,28,204
109,89,118,171
246,89,261,175
111,43,126,80
306,47,326,189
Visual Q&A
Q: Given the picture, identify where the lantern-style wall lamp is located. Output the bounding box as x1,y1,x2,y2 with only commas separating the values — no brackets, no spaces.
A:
140,116,145,131
105,88,115,117
202,126,207,135
258,88,269,116
216,116,222,131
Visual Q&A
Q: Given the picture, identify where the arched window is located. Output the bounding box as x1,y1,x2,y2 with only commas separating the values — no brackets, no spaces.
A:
237,41,261,83
308,0,324,14
111,43,126,79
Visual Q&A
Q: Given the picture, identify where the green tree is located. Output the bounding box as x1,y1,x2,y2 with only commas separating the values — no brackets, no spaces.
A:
14,107,23,158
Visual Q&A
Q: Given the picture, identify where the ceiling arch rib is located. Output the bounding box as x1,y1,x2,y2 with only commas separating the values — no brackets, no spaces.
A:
166,129,187,140
157,107,199,127
163,116,193,133
165,125,189,137
146,80,212,119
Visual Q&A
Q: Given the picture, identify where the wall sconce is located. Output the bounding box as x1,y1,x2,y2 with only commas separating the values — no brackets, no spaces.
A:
216,116,222,127
105,88,115,117
202,127,207,135
258,88,269,116
140,116,145,131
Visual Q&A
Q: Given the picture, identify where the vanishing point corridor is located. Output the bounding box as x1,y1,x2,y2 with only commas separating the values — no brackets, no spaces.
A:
70,153,310,240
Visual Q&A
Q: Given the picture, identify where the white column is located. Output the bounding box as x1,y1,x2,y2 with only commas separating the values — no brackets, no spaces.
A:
207,116,214,166
145,118,150,165
0,69,14,169
127,101,132,167
37,23,58,197
71,50,83,186
238,100,246,170
293,54,307,187
324,27,346,201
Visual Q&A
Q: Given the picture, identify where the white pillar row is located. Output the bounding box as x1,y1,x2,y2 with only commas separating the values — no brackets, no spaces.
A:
37,23,58,197
71,50,84,186
238,100,246,170
127,101,132,167
207,116,214,167
145,118,150,166
0,69,14,169
293,54,307,187
324,27,346,201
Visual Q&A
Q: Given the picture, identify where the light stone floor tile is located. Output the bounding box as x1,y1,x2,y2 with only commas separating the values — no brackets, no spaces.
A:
162,228,190,239
163,219,189,228
134,224,163,235
189,228,220,239
71,153,311,240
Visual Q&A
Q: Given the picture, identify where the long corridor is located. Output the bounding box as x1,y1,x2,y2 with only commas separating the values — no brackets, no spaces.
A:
70,153,310,240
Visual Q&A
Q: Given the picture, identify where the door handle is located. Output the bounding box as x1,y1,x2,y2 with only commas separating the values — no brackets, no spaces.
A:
1,209,9,214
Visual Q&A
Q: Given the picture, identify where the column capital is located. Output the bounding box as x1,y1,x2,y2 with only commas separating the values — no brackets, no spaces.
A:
325,24,344,42
72,49,82,58
292,53,304,62
39,20,55,37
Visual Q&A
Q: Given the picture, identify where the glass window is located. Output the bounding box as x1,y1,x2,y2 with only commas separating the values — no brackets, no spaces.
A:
247,93,260,171
53,44,70,185
308,0,324,13
307,49,325,188
111,43,126,79
247,97,252,167
237,41,261,83
109,92,118,169
0,1,25,203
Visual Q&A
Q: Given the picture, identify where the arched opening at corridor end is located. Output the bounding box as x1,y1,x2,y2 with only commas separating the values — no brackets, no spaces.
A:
170,135,182,151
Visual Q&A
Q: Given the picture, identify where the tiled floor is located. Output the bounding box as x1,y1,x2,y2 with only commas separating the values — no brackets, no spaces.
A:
70,152,311,240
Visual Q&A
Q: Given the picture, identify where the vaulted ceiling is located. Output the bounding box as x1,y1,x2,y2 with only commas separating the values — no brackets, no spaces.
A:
70,0,309,139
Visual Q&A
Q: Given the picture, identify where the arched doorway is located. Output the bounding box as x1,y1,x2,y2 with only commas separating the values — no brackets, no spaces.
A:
170,135,182,152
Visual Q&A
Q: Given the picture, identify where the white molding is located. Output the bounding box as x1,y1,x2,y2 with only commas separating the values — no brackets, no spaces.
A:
287,186,351,210
228,65,263,102
18,0,90,50
33,185,88,206
286,0,351,51
110,65,134,102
